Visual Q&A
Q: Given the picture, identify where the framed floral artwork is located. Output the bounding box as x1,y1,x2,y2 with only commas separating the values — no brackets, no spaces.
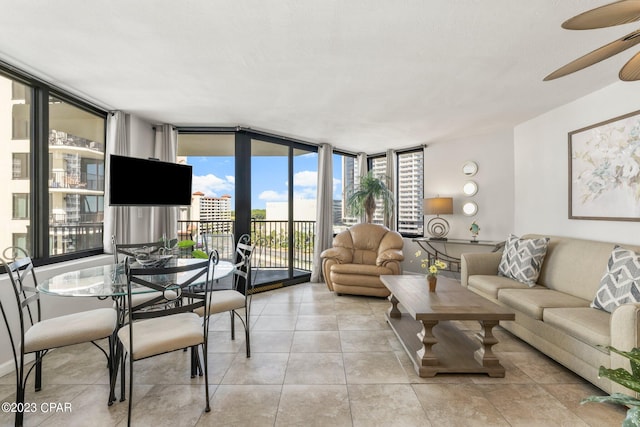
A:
569,110,640,221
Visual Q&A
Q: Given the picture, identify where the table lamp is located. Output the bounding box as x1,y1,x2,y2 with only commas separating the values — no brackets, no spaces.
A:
423,197,453,240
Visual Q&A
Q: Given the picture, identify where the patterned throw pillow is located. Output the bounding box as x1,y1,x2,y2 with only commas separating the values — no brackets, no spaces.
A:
498,234,550,286
591,246,640,313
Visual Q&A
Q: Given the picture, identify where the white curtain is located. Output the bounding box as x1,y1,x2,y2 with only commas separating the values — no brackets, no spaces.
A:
385,149,396,230
311,143,333,283
151,124,178,240
103,111,130,253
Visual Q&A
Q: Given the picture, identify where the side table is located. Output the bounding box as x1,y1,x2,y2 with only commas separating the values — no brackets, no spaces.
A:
412,238,504,274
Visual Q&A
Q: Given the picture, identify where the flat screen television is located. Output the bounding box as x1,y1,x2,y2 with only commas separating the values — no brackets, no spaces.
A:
109,155,193,206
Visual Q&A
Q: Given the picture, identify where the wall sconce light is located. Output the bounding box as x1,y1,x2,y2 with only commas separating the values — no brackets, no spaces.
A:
423,197,454,240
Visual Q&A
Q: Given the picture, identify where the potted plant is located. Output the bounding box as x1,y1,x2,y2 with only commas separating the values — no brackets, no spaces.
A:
346,171,394,223
582,346,640,426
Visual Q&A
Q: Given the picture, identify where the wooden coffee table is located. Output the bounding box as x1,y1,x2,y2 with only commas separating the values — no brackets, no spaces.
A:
380,275,515,377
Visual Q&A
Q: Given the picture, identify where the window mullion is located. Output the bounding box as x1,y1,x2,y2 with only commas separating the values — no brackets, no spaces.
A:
32,86,49,259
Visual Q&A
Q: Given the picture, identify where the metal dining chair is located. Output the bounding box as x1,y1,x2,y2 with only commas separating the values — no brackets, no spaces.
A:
112,251,218,426
111,235,179,308
0,247,117,427
195,234,259,358
111,235,165,264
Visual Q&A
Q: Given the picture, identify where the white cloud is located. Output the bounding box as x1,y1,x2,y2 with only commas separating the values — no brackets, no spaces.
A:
192,174,234,197
259,190,288,201
294,187,317,200
226,175,235,184
294,170,317,187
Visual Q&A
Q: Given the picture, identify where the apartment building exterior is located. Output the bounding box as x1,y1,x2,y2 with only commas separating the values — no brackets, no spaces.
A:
0,76,105,255
189,192,232,232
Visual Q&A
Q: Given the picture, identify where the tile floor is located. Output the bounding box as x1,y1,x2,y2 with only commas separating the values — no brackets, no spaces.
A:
0,281,627,426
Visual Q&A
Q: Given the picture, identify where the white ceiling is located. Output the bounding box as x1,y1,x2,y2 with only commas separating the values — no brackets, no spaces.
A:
0,0,634,153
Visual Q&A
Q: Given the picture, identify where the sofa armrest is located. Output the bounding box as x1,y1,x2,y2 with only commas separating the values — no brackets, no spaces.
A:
460,252,502,288
321,247,353,263
611,303,640,395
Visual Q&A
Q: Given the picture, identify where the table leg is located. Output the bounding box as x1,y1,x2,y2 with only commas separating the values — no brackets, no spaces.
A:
388,294,401,319
473,320,504,377
416,320,439,375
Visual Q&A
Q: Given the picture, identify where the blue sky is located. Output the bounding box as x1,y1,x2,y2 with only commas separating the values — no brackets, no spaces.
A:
187,153,342,209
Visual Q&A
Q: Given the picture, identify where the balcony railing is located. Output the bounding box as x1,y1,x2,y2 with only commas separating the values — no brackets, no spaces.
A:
45,219,316,271
177,219,315,273
49,224,103,255
50,212,104,225
49,130,105,152
49,171,104,191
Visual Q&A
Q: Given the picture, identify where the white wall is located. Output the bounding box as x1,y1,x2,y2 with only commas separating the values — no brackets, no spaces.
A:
514,81,640,245
401,129,515,274
423,129,515,242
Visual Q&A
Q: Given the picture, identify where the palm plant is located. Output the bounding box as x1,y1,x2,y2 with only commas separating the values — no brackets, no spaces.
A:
582,346,640,426
346,171,394,223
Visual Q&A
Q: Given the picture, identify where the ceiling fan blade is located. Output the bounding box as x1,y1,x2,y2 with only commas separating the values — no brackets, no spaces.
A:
544,29,640,80
619,50,640,79
562,0,640,30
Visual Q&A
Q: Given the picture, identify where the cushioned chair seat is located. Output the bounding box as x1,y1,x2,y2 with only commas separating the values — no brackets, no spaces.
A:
330,263,392,276
468,275,534,299
498,289,589,320
24,307,117,353
194,289,245,316
543,307,610,348
117,312,203,360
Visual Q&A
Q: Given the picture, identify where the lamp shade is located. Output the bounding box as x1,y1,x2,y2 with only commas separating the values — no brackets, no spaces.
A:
423,197,453,215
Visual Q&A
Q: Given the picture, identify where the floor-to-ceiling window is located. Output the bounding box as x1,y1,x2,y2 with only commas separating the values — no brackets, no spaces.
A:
251,139,290,284
48,95,105,255
368,155,388,225
0,66,106,265
396,148,424,236
176,132,236,258
292,147,317,277
177,129,317,288
332,151,358,233
250,137,317,286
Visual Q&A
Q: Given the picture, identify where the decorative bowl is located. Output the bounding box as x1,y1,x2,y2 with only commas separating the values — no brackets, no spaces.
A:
135,254,174,268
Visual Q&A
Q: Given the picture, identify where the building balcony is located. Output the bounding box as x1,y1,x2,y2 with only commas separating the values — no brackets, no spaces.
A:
49,171,104,192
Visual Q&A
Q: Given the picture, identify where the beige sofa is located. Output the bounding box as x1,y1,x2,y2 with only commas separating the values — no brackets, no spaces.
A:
461,234,640,394
321,223,404,297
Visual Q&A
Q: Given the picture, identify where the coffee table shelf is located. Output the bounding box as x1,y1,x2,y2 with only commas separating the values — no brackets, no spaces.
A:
381,275,515,378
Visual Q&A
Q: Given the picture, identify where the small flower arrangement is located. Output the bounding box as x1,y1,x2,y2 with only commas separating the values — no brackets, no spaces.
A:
414,251,447,277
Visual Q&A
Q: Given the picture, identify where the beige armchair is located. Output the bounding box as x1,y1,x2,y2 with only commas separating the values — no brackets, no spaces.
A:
321,223,404,297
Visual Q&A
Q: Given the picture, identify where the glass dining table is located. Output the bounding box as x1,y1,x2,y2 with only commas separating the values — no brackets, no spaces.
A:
37,257,235,405
38,258,235,298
